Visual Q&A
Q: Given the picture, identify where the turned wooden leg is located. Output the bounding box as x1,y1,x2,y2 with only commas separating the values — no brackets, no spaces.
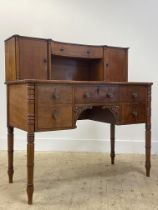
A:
110,124,115,164
8,126,14,183
27,133,34,204
145,123,151,177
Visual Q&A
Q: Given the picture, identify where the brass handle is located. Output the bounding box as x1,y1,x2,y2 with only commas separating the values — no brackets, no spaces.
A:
53,92,60,100
106,93,113,98
52,110,58,120
131,111,138,117
132,92,138,98
84,92,91,98
60,48,64,52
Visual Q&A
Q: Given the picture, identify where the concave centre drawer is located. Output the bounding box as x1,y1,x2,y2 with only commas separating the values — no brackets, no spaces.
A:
75,86,119,104
52,42,103,58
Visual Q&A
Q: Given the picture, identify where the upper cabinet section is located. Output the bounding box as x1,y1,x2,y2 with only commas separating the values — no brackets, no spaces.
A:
5,35,48,81
5,35,128,82
104,47,128,82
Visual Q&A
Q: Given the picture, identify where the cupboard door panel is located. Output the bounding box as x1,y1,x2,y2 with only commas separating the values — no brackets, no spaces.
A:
18,38,48,79
104,47,128,82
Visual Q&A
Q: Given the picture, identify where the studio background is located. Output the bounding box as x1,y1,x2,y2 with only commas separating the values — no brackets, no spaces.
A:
0,0,157,153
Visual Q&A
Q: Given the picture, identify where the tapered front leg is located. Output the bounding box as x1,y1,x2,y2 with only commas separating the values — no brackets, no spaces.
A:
145,123,151,177
27,133,34,204
8,126,14,183
110,124,115,164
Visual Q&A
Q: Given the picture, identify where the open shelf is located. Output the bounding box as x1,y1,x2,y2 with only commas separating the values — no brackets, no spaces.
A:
51,55,104,81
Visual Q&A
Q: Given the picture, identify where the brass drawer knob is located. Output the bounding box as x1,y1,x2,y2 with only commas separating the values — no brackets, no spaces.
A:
53,92,60,100
52,110,59,120
84,92,91,98
131,111,138,117
86,50,90,54
106,93,113,98
132,92,138,98
60,48,64,52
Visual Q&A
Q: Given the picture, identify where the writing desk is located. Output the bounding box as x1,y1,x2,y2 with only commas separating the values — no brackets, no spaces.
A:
5,35,152,204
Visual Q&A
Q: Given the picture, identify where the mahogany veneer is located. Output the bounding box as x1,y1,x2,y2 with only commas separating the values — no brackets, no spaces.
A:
5,35,152,204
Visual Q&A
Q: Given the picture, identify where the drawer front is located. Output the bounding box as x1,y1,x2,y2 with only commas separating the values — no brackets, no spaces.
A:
36,85,72,105
75,86,119,104
87,46,103,58
121,103,146,124
120,86,147,102
36,105,73,130
52,42,103,58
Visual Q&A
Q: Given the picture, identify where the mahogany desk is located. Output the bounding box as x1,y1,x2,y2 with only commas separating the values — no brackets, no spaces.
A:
5,35,152,204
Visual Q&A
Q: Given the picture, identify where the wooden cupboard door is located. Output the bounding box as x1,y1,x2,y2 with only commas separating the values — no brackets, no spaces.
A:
18,37,48,79
104,47,128,82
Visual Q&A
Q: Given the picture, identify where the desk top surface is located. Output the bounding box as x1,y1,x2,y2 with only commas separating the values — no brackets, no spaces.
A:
6,79,153,86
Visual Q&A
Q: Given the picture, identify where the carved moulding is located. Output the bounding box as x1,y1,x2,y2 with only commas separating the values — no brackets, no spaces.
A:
73,104,120,124
73,105,93,122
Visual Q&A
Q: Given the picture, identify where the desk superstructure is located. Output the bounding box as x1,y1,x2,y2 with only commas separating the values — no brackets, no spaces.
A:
5,35,152,204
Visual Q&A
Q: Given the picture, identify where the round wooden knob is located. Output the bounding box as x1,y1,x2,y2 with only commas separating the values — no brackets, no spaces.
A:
132,92,138,98
52,110,59,120
84,92,91,98
53,92,60,99
60,48,64,52
131,111,138,117
106,93,113,98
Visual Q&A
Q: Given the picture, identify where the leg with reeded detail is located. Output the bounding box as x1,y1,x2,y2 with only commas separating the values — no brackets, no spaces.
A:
145,123,151,177
8,126,14,183
110,124,115,164
27,133,34,204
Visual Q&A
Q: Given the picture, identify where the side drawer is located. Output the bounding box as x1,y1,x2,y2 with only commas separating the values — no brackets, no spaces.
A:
120,86,147,102
121,103,146,124
52,42,103,58
36,105,73,130
36,84,72,104
75,86,119,104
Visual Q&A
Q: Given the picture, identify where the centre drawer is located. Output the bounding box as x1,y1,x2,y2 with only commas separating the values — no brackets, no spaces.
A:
75,86,119,104
36,84,72,105
36,105,73,130
52,42,103,58
121,103,146,124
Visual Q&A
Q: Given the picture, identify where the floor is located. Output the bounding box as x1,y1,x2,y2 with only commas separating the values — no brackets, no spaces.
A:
0,151,158,210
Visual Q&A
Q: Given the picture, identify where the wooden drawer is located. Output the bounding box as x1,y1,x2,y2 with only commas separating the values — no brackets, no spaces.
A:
75,86,119,104
121,103,146,124
36,105,73,130
52,42,103,58
36,85,72,105
120,86,147,102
